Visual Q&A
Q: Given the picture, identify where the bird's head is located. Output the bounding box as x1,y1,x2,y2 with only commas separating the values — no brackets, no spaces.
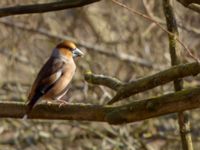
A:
53,40,84,59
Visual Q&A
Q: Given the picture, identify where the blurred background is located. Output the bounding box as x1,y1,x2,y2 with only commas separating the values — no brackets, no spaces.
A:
0,0,200,149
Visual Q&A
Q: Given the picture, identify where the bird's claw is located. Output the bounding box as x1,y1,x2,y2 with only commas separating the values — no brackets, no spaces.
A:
56,100,68,108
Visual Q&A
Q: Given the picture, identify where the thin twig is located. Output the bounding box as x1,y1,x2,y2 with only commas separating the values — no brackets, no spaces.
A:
142,0,200,35
112,0,199,63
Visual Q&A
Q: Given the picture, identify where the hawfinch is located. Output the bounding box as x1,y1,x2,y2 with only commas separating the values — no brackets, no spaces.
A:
24,40,84,118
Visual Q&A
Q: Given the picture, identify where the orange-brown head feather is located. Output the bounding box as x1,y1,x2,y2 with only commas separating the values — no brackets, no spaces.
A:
56,40,76,50
58,47,73,59
56,40,77,59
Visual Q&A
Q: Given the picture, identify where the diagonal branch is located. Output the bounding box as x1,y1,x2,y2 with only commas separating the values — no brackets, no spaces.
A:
177,0,200,6
107,62,200,104
177,0,200,14
1,86,200,124
112,0,199,63
0,0,101,17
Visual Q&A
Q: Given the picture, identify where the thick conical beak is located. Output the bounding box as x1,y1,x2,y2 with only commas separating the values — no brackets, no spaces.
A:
73,48,84,58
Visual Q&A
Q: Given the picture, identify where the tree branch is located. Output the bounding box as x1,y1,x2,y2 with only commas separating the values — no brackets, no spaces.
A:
112,0,199,62
84,72,125,91
1,87,200,124
0,0,101,17
107,62,200,104
177,0,200,14
163,0,193,149
177,0,200,6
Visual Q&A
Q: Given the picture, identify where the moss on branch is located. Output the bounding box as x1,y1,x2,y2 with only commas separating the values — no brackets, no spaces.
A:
84,62,200,105
1,87,200,124
108,62,200,104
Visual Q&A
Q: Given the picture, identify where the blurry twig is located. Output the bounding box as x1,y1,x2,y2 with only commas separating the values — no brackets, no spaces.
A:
79,125,121,145
142,0,200,35
112,0,199,63
0,0,101,17
0,48,29,64
0,20,152,68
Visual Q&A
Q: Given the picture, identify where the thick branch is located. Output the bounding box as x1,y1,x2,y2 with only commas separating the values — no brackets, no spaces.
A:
177,0,200,6
0,0,100,17
108,62,200,104
1,87,200,124
107,86,200,124
177,0,200,14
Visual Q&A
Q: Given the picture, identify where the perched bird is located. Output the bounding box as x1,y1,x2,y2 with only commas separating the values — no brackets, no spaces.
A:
24,40,84,118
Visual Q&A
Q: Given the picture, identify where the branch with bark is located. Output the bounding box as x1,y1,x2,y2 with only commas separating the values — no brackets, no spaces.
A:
85,62,200,105
1,86,200,124
177,0,200,14
163,0,193,149
84,72,125,91
84,62,200,104
106,62,200,104
0,0,101,17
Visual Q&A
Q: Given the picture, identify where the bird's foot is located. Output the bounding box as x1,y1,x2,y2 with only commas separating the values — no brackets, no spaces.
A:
56,100,69,108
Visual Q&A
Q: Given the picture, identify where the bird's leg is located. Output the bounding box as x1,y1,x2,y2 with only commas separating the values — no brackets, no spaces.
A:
55,99,69,108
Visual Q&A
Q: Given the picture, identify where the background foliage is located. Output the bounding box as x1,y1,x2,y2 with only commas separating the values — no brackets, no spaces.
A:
0,0,200,149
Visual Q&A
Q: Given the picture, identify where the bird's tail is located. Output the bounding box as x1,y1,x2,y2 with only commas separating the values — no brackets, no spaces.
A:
23,92,42,119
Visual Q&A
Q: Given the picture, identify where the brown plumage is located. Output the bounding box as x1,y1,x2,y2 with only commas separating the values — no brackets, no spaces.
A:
24,40,84,118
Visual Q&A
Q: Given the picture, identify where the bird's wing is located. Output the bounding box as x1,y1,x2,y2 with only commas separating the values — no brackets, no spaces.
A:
28,57,64,101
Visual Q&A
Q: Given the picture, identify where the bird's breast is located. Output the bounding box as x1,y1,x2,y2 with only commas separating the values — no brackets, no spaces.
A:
43,61,76,100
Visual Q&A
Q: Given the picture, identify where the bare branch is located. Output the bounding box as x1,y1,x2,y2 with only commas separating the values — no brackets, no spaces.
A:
106,87,200,124
1,87,200,124
188,3,200,13
0,0,101,17
177,0,200,6
177,0,200,14
108,62,200,104
163,0,193,149
142,0,200,35
84,72,125,91
112,0,199,62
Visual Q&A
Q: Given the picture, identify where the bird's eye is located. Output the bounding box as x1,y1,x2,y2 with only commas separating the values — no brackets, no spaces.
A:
64,46,74,51
69,47,75,51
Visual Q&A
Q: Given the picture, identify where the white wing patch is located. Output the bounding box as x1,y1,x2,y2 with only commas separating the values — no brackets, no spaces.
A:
56,70,62,80
41,70,62,94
